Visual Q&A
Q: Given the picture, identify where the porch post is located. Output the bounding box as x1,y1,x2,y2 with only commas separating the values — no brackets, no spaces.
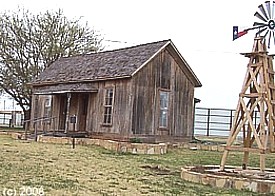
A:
34,95,39,119
64,93,71,134
34,95,39,141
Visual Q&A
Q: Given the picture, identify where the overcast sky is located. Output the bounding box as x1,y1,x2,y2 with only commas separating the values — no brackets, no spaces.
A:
0,0,273,109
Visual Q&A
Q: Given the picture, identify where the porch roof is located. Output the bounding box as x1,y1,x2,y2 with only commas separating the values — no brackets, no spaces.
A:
32,82,98,95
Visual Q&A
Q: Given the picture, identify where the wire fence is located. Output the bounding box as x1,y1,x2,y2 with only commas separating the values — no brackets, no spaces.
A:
0,111,24,127
194,107,260,137
0,106,262,137
0,95,24,128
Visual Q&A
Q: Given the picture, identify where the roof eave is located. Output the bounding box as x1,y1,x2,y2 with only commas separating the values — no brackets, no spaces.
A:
31,75,132,87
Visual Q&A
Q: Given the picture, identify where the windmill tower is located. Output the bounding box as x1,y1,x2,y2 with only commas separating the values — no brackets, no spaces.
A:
220,1,275,172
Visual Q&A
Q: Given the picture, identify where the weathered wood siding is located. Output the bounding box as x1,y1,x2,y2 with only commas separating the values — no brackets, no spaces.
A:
29,94,54,131
131,49,170,135
86,79,132,135
131,48,195,137
172,59,195,137
31,79,132,134
30,48,196,140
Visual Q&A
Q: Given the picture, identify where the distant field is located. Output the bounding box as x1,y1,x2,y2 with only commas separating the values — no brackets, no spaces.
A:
0,135,274,195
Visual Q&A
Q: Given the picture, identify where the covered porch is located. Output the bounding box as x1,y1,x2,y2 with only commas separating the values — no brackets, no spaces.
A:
31,82,98,134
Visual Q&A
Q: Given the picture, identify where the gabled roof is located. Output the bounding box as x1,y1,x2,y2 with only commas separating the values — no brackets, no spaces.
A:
31,39,201,87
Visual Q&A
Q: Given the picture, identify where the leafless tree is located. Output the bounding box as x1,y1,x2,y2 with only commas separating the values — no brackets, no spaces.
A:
0,8,103,117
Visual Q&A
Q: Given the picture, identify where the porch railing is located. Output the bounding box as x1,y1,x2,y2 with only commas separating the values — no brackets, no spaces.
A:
23,116,57,141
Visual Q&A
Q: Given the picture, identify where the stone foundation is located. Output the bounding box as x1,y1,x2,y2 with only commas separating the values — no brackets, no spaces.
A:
37,135,167,155
0,131,229,154
181,165,275,193
171,142,226,152
1,131,238,156
0,131,25,140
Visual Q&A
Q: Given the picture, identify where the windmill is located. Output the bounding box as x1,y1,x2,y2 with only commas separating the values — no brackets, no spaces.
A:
233,1,275,48
220,1,275,172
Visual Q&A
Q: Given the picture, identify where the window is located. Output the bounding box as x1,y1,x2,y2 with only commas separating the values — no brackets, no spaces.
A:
159,91,169,128
103,88,114,125
44,96,52,117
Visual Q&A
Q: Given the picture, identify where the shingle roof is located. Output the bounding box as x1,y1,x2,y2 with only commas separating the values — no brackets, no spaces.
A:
31,40,170,85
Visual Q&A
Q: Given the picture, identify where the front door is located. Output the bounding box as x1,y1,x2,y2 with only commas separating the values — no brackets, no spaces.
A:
78,94,89,131
59,94,67,130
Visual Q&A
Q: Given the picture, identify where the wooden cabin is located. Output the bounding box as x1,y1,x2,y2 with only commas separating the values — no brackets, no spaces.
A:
30,40,202,143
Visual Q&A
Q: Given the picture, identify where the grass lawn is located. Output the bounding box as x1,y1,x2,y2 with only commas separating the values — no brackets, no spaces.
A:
0,127,24,132
0,135,274,195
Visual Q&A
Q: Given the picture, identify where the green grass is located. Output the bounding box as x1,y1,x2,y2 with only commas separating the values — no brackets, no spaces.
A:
0,126,24,132
0,135,273,195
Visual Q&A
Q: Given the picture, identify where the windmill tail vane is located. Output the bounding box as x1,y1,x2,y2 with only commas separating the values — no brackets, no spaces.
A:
233,26,265,41
233,1,275,48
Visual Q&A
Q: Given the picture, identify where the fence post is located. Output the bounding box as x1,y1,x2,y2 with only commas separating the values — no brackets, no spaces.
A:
42,121,46,134
34,122,38,142
11,111,15,127
4,113,6,126
53,117,56,135
230,110,233,131
70,115,77,149
24,121,28,140
206,109,211,136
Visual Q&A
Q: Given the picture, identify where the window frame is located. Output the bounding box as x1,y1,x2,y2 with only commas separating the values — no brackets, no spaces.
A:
44,96,52,118
159,90,170,129
102,87,115,126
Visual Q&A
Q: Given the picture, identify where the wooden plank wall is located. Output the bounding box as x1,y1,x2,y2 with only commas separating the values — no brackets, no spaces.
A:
131,51,162,135
31,47,196,140
31,79,132,134
131,50,171,135
131,48,195,138
29,94,53,131
172,60,195,137
87,79,132,135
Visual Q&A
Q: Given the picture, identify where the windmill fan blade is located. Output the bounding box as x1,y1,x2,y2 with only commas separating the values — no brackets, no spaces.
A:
265,1,272,19
268,31,272,48
253,22,267,26
263,29,269,39
255,11,268,22
259,4,270,20
272,1,275,19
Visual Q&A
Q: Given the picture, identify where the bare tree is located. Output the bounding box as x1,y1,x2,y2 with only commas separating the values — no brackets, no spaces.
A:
0,8,103,117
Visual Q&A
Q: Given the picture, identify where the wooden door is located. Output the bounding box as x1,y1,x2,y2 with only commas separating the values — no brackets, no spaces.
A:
78,94,89,131
59,95,67,130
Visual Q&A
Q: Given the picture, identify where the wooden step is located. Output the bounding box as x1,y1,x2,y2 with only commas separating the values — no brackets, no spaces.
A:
268,69,275,75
